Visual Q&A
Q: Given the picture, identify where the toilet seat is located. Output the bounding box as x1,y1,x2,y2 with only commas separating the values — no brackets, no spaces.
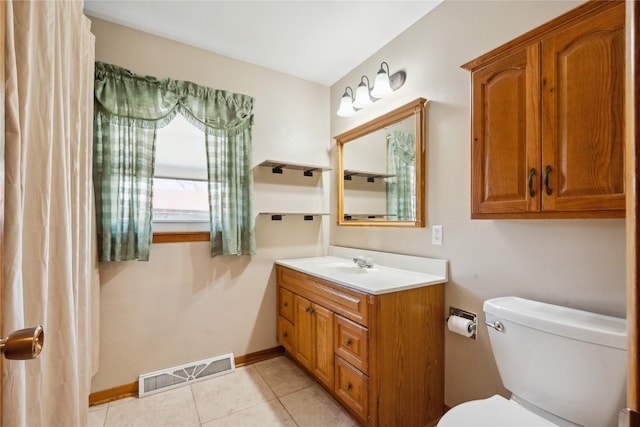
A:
437,395,557,427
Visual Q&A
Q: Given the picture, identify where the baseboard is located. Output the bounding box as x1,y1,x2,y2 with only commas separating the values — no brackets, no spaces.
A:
88,345,285,407
89,382,138,407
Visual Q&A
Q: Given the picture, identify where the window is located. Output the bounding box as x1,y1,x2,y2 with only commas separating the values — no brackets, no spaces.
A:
153,114,209,234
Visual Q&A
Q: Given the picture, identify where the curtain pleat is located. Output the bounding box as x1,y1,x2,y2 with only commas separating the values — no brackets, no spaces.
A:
4,1,99,426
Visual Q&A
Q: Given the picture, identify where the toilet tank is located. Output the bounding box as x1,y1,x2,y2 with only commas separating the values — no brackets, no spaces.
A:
483,297,626,427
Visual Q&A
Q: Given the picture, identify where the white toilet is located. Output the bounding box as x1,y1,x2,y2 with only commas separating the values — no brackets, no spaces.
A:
438,296,627,427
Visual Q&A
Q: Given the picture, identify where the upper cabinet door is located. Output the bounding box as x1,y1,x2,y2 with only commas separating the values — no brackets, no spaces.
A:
470,45,540,216
541,3,625,213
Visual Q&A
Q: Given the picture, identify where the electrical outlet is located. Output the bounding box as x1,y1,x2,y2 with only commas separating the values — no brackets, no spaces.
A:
432,224,443,245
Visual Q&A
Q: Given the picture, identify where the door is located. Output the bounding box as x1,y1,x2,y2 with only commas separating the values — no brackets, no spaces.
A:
470,44,540,216
541,2,625,212
628,1,640,425
0,0,6,422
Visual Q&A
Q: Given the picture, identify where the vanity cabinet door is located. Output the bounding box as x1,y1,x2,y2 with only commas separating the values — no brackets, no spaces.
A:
277,315,295,354
294,295,314,370
278,287,294,323
312,304,335,389
335,356,368,421
335,315,369,374
294,295,334,389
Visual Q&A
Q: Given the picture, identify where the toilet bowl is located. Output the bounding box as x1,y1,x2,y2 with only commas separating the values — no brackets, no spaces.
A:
438,395,559,426
437,297,627,427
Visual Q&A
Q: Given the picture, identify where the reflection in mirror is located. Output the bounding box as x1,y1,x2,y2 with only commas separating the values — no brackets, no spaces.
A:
336,98,426,227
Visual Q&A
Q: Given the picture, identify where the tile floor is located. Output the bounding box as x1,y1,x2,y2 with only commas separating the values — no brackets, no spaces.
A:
88,356,360,427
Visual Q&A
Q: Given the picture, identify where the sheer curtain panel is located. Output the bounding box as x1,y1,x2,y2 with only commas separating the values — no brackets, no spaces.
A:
94,62,255,260
4,1,99,426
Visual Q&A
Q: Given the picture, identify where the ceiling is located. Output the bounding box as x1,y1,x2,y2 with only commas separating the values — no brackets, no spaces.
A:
83,0,443,86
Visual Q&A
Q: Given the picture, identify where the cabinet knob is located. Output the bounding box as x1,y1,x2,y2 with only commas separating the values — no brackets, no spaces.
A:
345,382,352,391
283,302,288,307
282,332,288,338
344,338,352,346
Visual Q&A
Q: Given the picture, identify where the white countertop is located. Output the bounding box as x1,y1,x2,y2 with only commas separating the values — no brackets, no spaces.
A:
275,254,448,295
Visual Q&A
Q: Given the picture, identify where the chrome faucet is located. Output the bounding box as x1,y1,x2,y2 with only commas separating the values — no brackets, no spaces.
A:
353,256,374,269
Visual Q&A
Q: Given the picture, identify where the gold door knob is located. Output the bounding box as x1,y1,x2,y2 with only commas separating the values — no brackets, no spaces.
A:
0,325,44,360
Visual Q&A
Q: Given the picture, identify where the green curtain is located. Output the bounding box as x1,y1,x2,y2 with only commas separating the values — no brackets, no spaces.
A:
93,61,255,261
387,131,416,221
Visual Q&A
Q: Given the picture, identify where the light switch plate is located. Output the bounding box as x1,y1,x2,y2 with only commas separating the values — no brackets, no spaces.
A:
432,224,443,245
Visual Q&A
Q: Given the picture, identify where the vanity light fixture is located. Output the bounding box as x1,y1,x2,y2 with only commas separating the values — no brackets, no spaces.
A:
353,75,373,109
337,87,356,117
336,61,406,117
370,62,394,98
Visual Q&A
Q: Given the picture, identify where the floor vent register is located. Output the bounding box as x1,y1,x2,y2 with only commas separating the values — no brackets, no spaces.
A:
138,353,235,397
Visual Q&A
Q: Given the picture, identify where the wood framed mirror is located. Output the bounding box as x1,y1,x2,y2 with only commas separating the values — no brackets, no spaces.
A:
336,97,426,227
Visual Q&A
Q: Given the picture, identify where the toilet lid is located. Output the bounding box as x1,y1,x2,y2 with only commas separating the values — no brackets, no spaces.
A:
438,395,558,427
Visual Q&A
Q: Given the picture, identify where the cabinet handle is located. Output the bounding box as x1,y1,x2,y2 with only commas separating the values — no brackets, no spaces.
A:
283,302,288,307
305,306,311,313
528,168,536,197
344,338,352,346
282,332,288,338
345,383,352,391
544,165,552,195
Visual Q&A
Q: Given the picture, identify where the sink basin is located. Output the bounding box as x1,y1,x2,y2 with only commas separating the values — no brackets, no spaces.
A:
320,262,379,274
276,256,447,295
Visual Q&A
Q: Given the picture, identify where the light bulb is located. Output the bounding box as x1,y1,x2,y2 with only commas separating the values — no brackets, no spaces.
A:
353,81,372,109
337,89,356,117
371,69,393,98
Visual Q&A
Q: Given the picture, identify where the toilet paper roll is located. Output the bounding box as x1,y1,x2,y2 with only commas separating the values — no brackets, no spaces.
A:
447,315,474,337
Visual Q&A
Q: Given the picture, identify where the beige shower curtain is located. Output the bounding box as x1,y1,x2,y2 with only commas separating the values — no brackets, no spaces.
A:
4,1,99,426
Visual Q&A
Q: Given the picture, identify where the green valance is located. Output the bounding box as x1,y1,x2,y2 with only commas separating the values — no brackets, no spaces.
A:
94,61,254,134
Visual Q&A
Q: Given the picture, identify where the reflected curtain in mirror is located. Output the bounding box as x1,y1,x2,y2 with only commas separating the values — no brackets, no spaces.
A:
387,131,416,220
336,97,426,227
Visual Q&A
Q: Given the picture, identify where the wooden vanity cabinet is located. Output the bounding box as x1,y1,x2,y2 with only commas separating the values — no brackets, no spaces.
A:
276,265,445,427
464,1,625,219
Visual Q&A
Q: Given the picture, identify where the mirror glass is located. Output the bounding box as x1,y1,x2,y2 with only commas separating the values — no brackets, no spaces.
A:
336,98,426,227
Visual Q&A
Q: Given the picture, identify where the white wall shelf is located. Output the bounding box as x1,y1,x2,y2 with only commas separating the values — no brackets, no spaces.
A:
343,169,395,183
259,212,330,221
257,160,332,177
254,159,331,222
343,213,397,221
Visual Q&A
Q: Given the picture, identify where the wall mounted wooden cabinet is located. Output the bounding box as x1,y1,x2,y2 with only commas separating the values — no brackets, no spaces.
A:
276,265,444,426
463,1,625,219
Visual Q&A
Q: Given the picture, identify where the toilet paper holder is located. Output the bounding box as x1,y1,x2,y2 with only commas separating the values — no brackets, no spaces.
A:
447,307,477,339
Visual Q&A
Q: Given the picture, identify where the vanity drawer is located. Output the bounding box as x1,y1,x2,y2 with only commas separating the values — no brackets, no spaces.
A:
279,287,294,323
335,356,368,421
277,266,370,327
335,315,369,374
277,315,295,354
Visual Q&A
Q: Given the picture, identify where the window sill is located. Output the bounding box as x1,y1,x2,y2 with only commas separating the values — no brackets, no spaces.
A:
152,231,210,244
